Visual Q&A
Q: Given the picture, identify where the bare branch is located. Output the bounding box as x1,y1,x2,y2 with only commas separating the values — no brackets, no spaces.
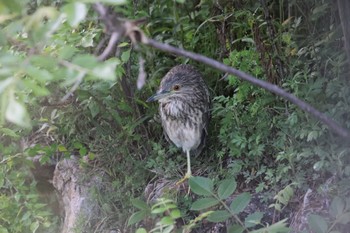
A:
145,39,350,139
92,3,350,139
97,32,119,61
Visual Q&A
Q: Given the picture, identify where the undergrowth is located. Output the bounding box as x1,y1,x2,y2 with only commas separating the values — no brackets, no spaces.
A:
0,0,350,232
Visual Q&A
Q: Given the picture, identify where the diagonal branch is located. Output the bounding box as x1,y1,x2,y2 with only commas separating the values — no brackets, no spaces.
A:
144,39,350,139
92,3,350,139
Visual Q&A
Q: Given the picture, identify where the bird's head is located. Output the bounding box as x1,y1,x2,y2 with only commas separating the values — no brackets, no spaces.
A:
147,65,205,103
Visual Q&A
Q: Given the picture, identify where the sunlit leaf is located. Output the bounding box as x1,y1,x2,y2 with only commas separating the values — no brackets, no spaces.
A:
5,94,30,127
92,59,118,81
63,2,87,27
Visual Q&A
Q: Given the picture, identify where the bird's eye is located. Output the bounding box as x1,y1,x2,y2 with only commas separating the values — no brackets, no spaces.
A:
173,84,180,91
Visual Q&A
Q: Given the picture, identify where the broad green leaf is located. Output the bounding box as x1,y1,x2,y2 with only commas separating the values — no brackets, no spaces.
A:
5,95,30,127
121,49,130,63
230,192,251,214
191,197,219,210
0,127,19,138
189,176,214,196
88,100,100,118
161,216,174,225
63,2,87,27
170,209,181,219
218,178,237,200
227,224,244,233
22,79,50,96
26,66,53,82
244,212,263,228
72,54,98,68
58,46,78,60
207,210,231,223
127,210,147,226
308,214,328,233
131,198,148,210
92,59,118,81
152,205,176,214
330,196,344,218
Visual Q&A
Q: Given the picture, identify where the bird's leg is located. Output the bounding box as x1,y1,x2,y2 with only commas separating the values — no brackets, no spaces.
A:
176,150,192,186
186,149,192,177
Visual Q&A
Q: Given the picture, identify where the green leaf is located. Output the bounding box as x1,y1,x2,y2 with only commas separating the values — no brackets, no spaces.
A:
191,197,220,210
26,66,53,82
88,100,100,118
72,54,98,68
135,228,147,233
92,59,118,81
227,224,244,233
0,78,14,94
121,49,131,63
161,216,174,225
218,178,237,200
336,212,350,224
170,209,181,218
308,214,328,233
6,95,30,127
0,226,9,233
30,221,39,233
244,212,263,228
230,192,251,214
207,210,231,223
189,176,214,196
63,2,87,27
131,198,148,210
330,196,344,218
0,127,19,138
127,210,147,226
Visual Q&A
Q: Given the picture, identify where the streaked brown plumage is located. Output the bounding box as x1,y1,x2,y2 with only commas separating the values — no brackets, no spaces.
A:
147,64,210,181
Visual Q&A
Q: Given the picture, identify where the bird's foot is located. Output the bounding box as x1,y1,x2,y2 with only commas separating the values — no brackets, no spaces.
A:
176,172,192,186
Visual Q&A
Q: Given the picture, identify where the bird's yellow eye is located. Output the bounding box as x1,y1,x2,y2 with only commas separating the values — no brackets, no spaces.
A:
173,84,180,91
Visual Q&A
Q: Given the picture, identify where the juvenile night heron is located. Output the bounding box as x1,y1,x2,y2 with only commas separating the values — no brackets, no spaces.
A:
147,64,210,183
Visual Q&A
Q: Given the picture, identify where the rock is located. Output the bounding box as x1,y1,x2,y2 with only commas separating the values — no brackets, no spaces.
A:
53,156,103,233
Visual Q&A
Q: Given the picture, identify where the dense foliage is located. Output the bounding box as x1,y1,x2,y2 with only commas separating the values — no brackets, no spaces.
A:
0,0,349,232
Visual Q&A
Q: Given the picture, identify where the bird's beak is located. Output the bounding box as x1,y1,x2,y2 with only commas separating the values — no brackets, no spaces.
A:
146,90,170,102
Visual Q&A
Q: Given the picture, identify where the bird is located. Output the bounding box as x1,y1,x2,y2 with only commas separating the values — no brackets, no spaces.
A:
147,64,210,183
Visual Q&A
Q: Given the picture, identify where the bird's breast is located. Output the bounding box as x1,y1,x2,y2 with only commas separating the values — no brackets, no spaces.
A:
160,101,203,152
